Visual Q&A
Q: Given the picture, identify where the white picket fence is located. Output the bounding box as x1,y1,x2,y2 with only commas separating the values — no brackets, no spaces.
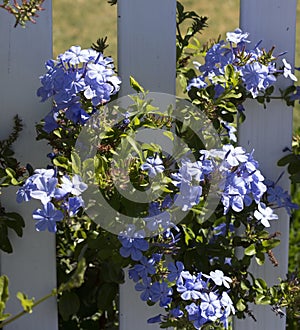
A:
0,0,296,329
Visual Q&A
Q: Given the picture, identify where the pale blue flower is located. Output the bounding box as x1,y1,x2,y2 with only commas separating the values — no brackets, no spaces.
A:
187,76,207,91
33,202,63,232
85,63,114,83
170,307,184,318
141,154,165,178
128,256,156,282
200,292,222,322
119,229,149,261
147,314,163,324
223,145,248,167
60,45,91,65
174,182,202,212
220,291,235,317
150,281,173,307
226,28,250,44
221,174,247,213
207,270,232,288
221,121,237,142
145,208,171,232
65,102,90,125
135,277,152,301
282,59,297,81
167,261,185,282
66,196,85,216
176,271,204,300
254,202,278,227
43,111,59,133
185,303,207,329
241,62,269,97
60,174,88,196
30,176,58,205
16,180,36,203
200,41,233,75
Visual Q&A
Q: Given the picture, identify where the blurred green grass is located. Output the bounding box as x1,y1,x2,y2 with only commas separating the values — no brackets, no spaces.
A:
53,0,300,128
53,0,240,60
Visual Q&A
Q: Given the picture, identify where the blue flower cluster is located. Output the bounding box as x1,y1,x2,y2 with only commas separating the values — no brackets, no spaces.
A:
17,169,87,232
139,144,296,234
265,179,299,215
37,46,121,132
203,145,267,215
187,28,297,98
119,140,298,328
118,225,235,329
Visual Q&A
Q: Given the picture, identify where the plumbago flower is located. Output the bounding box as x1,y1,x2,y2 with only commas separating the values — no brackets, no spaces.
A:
37,45,121,132
186,28,298,119
17,168,87,232
16,45,121,232
15,27,300,330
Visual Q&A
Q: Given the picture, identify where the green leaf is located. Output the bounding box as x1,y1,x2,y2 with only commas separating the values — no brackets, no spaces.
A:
163,131,174,141
236,298,246,311
255,251,265,265
277,154,297,167
5,212,25,237
5,168,16,179
0,226,12,253
53,129,61,138
53,156,70,170
240,280,249,291
97,283,118,310
71,151,82,174
290,172,300,183
0,276,9,317
129,76,145,93
16,292,35,313
4,168,19,185
58,258,86,293
101,262,124,284
255,293,271,305
125,135,143,159
255,278,268,291
224,64,235,81
181,224,195,245
261,238,280,250
58,291,80,321
244,243,256,256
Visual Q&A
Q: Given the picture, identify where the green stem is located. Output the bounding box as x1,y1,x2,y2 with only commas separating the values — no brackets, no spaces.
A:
0,290,57,329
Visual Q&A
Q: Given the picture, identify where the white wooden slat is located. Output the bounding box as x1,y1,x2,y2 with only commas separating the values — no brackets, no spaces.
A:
0,2,58,329
235,1,297,329
117,0,177,96
118,1,176,329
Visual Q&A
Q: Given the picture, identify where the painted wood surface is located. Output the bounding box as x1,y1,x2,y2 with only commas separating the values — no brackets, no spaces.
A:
0,2,58,329
235,1,297,329
118,1,176,329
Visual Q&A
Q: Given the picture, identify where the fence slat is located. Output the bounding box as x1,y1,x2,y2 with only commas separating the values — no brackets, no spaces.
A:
0,2,58,330
118,1,176,329
117,0,176,96
235,1,297,329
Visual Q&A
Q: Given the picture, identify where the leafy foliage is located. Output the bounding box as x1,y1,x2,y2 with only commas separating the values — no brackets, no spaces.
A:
56,219,126,328
0,116,25,253
91,37,109,54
